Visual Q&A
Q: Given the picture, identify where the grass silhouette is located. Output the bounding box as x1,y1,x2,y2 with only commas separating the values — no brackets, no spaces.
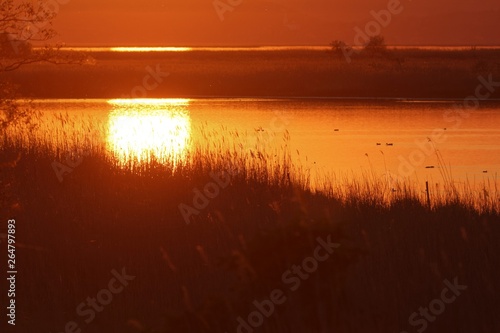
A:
1,119,499,333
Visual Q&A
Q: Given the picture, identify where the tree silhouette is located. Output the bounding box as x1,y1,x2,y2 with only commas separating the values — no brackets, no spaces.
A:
0,0,89,128
363,35,387,56
1,0,57,71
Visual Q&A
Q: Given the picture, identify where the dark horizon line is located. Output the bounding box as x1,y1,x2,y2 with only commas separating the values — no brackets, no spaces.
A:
26,96,500,102
55,43,500,48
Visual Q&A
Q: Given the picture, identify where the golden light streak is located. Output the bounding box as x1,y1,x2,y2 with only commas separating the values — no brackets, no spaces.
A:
109,47,192,52
107,98,190,106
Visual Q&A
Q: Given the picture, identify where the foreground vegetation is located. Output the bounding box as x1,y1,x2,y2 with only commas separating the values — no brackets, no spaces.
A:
1,129,499,333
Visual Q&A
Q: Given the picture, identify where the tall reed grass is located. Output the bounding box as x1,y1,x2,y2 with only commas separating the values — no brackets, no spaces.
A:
3,112,498,211
1,114,499,333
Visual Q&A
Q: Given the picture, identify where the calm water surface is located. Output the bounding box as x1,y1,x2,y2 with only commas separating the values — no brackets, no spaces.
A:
19,98,500,189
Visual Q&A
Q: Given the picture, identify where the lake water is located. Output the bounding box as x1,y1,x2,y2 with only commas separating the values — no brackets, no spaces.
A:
12,98,500,191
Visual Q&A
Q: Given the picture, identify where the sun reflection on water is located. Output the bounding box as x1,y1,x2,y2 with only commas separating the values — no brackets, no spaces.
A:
106,99,191,167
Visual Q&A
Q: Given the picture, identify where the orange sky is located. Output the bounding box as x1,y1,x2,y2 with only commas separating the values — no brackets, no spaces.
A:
51,0,500,46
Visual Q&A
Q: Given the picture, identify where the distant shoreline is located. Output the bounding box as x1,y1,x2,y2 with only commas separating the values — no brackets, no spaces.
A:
55,45,500,49
27,96,500,103
7,48,500,99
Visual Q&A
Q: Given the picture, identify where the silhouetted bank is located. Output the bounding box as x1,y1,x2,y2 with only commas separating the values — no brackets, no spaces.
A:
6,48,500,99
